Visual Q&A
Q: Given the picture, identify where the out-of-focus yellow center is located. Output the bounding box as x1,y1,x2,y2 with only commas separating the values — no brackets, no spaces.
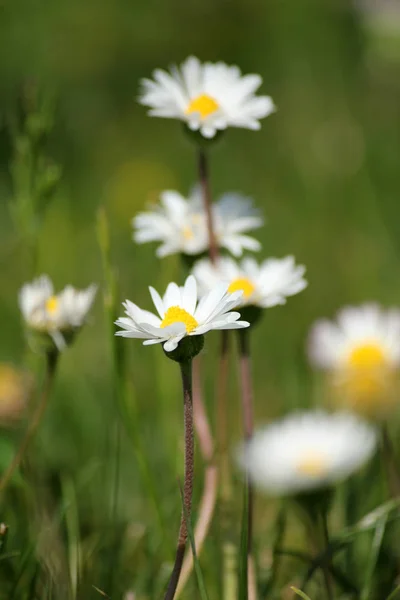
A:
348,344,386,369
160,306,198,333
296,452,327,477
228,277,255,299
0,365,20,401
45,296,59,315
335,342,393,415
182,226,194,240
186,94,219,119
0,364,27,420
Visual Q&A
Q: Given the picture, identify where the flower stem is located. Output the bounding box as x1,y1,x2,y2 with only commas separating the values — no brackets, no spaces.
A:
198,148,218,264
164,360,194,600
237,328,257,600
218,331,238,600
0,348,59,496
175,355,218,597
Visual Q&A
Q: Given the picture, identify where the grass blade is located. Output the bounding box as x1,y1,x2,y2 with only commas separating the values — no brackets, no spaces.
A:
291,587,312,600
360,514,388,600
238,482,249,600
387,584,400,600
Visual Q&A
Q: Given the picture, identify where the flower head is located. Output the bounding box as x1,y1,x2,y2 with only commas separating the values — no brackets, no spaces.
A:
238,411,377,496
115,275,249,352
193,255,307,308
308,304,400,416
133,187,263,258
19,275,97,350
139,56,275,139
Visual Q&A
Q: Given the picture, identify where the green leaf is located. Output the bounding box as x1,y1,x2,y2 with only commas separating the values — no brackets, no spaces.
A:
360,514,388,600
291,586,312,600
387,585,400,600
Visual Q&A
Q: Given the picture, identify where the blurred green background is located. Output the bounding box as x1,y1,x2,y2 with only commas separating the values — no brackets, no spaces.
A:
1,0,400,597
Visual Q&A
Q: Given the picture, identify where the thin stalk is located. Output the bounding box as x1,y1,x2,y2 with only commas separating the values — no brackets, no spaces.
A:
97,208,168,547
0,349,58,495
164,360,194,600
218,331,238,600
176,356,217,597
237,329,257,600
381,424,400,497
320,513,334,600
198,148,218,264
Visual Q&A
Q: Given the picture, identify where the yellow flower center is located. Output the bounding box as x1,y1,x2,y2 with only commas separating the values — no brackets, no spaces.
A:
334,342,393,415
348,343,386,369
296,452,327,477
45,296,59,315
228,277,255,299
186,94,219,119
160,306,199,333
182,225,194,240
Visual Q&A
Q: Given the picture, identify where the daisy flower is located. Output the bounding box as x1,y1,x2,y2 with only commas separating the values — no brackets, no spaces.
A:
115,274,249,352
238,411,377,495
133,187,263,258
193,255,307,308
139,56,275,139
19,275,97,350
308,304,400,415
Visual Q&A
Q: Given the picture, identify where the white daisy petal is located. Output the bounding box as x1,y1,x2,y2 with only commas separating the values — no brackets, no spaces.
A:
132,187,262,259
149,286,166,318
192,255,307,309
307,303,400,417
139,57,275,138
19,275,96,350
115,275,248,350
238,411,377,496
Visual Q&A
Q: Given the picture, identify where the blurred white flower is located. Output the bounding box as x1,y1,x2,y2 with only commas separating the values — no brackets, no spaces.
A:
238,411,377,495
139,56,275,139
115,275,249,352
308,304,400,415
133,187,263,258
193,255,307,307
19,275,97,350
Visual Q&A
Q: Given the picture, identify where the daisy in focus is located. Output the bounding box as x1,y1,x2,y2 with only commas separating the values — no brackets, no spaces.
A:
238,411,377,495
133,187,263,258
308,304,400,416
19,275,97,350
193,255,307,308
139,56,275,139
115,274,249,352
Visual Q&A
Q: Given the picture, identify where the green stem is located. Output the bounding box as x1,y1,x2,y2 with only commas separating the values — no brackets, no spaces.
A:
176,355,217,598
217,331,238,600
164,360,194,600
97,208,168,549
237,329,257,600
0,349,59,496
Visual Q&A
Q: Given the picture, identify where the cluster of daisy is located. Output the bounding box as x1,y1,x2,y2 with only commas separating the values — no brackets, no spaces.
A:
125,56,380,505
12,56,398,597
